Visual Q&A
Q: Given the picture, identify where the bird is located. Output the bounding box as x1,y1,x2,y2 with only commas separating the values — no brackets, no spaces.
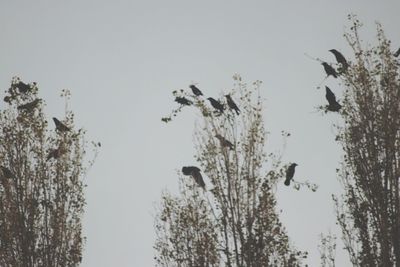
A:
17,99,41,112
215,134,234,150
189,85,203,96
284,163,298,186
15,81,31,93
225,95,240,115
325,86,342,112
53,117,70,132
207,97,224,113
322,62,338,78
329,49,349,71
394,48,400,57
182,166,205,189
0,166,15,179
175,96,192,106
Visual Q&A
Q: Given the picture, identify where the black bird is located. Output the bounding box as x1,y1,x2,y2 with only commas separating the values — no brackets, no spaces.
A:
215,134,234,150
207,97,224,113
322,62,338,78
175,96,192,106
15,81,31,93
329,49,349,71
53,117,70,132
18,99,41,112
190,85,203,96
394,48,400,57
182,166,206,189
284,163,298,186
225,95,240,115
0,166,15,179
325,86,342,112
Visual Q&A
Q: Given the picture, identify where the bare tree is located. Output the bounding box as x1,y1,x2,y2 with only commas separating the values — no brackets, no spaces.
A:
0,77,98,266
326,16,400,266
155,75,308,266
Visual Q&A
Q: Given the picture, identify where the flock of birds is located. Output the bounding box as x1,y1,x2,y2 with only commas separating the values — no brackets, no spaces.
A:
0,81,72,180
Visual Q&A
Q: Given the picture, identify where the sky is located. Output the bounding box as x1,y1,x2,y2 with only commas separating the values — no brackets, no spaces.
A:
0,1,399,266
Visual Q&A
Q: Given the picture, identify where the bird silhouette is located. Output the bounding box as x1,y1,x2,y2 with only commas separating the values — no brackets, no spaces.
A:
207,97,224,113
215,134,234,150
284,163,298,186
329,49,348,71
322,62,338,78
182,166,206,189
175,96,192,106
15,81,32,93
225,95,240,115
0,166,15,179
394,48,400,57
325,86,342,112
190,85,203,96
17,99,41,112
53,117,70,132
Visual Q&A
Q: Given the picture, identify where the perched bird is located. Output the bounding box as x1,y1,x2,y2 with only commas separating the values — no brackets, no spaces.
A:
225,95,240,115
207,97,224,113
322,62,338,78
394,48,400,57
284,163,298,186
215,134,234,150
0,166,15,179
175,96,192,106
47,146,65,161
53,117,70,132
15,81,31,93
17,99,41,112
182,166,206,189
190,85,203,96
325,86,342,112
329,49,349,71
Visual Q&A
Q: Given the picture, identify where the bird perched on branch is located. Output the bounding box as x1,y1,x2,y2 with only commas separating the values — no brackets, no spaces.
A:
53,117,70,132
175,96,192,106
14,81,32,93
325,86,342,112
190,85,203,96
225,95,240,115
215,134,234,150
0,166,15,179
18,99,41,112
284,163,298,186
394,48,400,57
329,49,348,72
182,166,205,189
322,62,338,78
207,97,224,113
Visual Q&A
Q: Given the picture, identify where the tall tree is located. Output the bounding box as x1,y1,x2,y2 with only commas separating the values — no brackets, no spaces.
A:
0,77,98,266
155,75,308,266
327,17,400,266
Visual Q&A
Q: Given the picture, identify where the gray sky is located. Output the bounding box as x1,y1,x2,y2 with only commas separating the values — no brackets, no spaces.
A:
1,1,399,266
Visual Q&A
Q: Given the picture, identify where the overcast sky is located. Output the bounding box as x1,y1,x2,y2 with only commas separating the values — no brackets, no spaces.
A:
1,1,400,266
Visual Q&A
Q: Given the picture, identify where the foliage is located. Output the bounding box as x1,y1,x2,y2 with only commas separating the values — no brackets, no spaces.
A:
0,77,98,266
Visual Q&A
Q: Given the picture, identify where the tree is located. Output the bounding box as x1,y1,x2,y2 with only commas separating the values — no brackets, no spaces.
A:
155,75,309,266
325,16,400,266
0,77,98,266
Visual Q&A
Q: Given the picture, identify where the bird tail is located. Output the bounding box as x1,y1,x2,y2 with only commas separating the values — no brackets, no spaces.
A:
284,179,290,186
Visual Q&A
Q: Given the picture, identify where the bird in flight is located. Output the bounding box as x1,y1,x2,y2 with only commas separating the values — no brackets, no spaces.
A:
329,49,349,72
225,95,240,115
207,97,224,113
325,86,342,112
53,117,70,132
175,96,192,106
182,166,206,189
190,85,203,96
215,134,234,150
322,62,338,78
284,163,298,186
